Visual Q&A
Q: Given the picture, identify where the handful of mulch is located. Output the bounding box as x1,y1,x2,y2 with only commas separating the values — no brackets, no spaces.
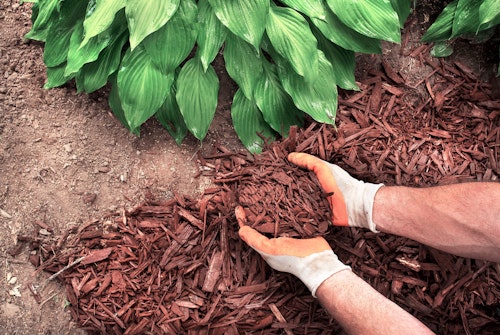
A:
206,129,332,238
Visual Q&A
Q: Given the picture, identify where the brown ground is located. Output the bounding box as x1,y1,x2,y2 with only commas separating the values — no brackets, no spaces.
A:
0,0,498,334
0,1,242,333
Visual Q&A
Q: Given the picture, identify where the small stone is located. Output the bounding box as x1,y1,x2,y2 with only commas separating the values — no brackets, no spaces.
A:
98,166,111,173
0,208,12,219
39,228,51,236
82,193,97,204
64,144,72,153
29,254,40,267
8,285,21,297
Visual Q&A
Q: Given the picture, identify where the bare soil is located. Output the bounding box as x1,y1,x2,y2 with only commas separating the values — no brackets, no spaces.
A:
0,1,242,333
0,0,498,334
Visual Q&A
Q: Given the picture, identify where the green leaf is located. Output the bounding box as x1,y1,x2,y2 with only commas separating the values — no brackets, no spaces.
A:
156,81,188,145
326,0,401,43
266,4,318,83
76,29,129,93
208,0,269,50
126,0,180,50
224,33,264,100
197,0,227,71
278,51,337,124
176,58,219,140
81,0,126,47
231,89,275,153
451,0,481,38
43,0,89,67
65,20,86,74
117,46,173,131
25,0,61,41
479,0,500,30
44,62,75,89
109,75,139,135
316,33,358,91
43,23,78,67
430,41,454,57
311,3,381,54
422,1,458,42
66,10,128,76
254,61,303,137
279,0,326,20
390,0,412,28
143,0,197,74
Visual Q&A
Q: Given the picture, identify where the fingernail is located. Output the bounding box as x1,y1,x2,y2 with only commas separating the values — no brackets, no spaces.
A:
235,206,246,227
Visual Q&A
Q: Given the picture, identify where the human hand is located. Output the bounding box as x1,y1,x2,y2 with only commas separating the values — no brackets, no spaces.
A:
235,206,350,297
288,152,383,232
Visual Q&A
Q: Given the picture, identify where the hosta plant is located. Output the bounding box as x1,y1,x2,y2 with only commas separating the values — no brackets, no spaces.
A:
23,0,410,152
422,0,500,75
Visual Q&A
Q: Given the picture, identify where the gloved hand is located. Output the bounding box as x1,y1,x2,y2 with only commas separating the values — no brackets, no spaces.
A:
236,206,350,297
288,152,383,232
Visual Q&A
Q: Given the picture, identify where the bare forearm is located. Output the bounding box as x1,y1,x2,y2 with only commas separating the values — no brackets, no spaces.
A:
316,270,434,335
373,183,500,262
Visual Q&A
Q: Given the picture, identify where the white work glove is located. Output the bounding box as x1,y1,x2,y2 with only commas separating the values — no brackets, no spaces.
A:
288,152,384,233
236,207,350,297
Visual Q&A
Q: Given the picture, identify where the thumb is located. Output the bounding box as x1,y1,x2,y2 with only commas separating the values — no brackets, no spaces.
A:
239,225,332,257
235,206,276,255
288,153,337,192
238,226,275,254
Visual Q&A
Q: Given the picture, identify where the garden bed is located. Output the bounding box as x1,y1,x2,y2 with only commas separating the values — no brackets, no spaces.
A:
18,57,500,333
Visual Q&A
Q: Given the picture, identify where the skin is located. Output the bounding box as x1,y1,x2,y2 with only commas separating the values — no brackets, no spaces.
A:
373,183,500,262
315,270,435,335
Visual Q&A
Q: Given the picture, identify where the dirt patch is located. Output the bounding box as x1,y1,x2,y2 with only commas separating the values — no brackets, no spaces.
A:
0,1,241,333
0,0,498,334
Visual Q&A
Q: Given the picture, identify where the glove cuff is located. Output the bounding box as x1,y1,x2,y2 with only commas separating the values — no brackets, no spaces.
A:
363,183,384,233
298,250,351,297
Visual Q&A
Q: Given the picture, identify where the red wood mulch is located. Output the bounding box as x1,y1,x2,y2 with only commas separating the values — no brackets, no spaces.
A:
17,53,500,334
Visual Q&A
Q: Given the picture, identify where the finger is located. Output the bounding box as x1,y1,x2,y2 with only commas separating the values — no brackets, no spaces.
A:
239,226,332,257
288,152,349,226
238,226,273,254
288,153,337,194
235,206,247,228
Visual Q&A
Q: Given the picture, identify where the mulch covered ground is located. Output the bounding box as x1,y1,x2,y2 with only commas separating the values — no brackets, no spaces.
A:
15,50,500,334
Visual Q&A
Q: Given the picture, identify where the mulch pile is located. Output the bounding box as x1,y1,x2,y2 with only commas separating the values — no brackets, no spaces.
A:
203,135,332,238
15,51,500,334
